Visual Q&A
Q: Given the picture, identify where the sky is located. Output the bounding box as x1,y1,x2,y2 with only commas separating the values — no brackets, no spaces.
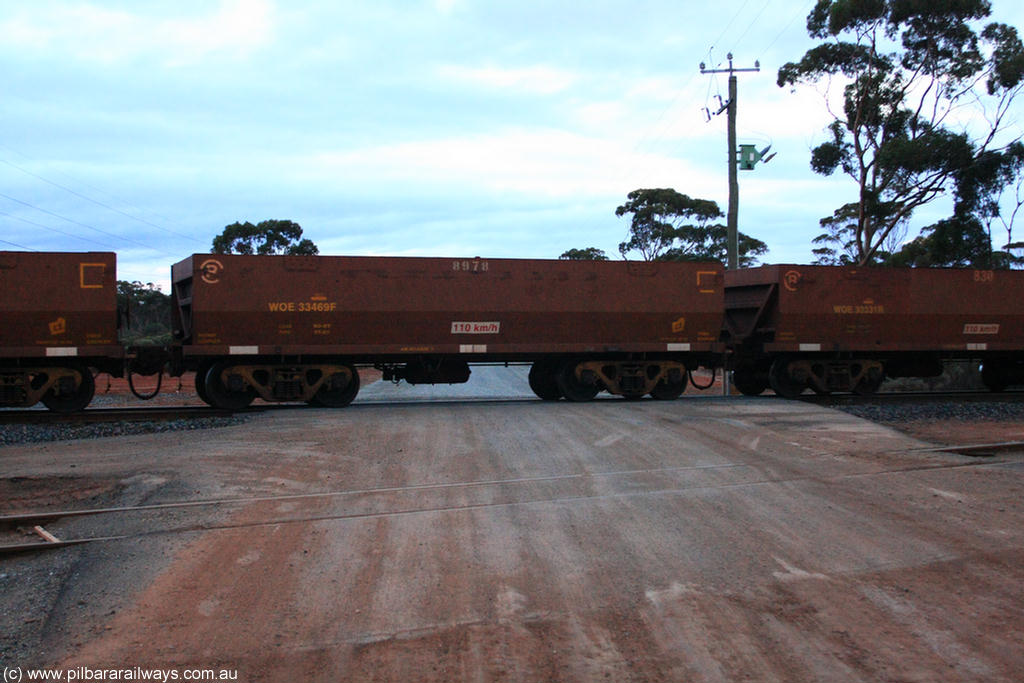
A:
2,0,1024,288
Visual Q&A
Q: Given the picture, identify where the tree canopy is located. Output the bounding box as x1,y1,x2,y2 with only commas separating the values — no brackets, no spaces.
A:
559,247,610,260
117,280,171,345
211,219,319,255
779,0,1024,266
615,188,767,266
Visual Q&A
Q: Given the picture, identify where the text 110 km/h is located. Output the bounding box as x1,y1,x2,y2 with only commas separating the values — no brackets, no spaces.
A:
451,321,501,334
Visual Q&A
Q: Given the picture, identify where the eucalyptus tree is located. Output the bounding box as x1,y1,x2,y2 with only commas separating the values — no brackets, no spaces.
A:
615,188,767,266
212,219,319,255
778,0,1024,265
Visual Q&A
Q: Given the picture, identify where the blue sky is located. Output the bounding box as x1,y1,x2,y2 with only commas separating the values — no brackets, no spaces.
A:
3,0,1024,288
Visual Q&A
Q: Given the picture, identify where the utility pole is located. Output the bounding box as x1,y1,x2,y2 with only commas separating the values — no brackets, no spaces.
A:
700,54,760,270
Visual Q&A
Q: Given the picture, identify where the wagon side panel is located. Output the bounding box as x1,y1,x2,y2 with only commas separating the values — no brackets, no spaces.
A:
0,251,119,358
176,254,724,358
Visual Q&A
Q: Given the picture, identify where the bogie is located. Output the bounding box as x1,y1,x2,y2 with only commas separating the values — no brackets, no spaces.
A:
0,365,96,412
767,357,886,398
201,360,363,409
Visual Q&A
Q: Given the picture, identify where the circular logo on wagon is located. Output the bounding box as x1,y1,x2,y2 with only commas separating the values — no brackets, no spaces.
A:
783,269,802,292
200,258,224,284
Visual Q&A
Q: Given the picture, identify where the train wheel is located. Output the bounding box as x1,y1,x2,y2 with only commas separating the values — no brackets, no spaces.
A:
981,361,1007,393
556,360,599,402
311,367,360,407
732,366,768,396
204,361,256,410
41,366,95,413
650,376,686,400
194,360,215,406
528,361,562,400
853,367,884,395
768,358,805,399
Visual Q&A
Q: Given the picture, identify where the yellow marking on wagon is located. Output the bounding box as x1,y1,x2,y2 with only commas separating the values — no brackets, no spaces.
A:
696,271,717,293
267,301,338,312
833,303,885,314
79,262,107,289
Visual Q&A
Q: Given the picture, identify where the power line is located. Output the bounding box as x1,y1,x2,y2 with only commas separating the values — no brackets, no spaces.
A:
0,236,37,251
612,0,767,188
0,191,173,255
709,0,754,52
730,0,776,52
757,0,815,57
0,156,202,243
0,209,118,250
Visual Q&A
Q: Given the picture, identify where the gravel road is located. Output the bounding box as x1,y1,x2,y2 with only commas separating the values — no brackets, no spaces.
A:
1,367,1022,681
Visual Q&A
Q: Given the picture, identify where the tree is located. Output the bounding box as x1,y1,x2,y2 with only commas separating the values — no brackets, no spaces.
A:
117,281,171,345
615,188,767,265
779,0,1024,266
887,142,1024,267
887,216,993,267
559,247,610,260
211,219,319,255
959,142,1024,266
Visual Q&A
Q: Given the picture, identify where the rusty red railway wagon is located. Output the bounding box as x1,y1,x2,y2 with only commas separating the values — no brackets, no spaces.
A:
170,254,724,408
0,251,122,411
723,265,1024,396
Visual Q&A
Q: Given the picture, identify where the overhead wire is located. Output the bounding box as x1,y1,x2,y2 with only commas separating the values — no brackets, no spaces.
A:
701,0,816,149
0,141,207,256
708,0,754,53
730,0,776,53
757,0,816,57
612,0,760,190
0,209,117,250
0,156,201,244
0,191,175,255
0,237,37,251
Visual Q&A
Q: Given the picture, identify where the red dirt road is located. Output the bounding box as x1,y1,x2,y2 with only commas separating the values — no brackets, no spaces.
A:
2,369,1022,681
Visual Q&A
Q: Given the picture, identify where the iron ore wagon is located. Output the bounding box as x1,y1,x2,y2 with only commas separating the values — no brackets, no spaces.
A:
170,254,725,408
723,265,1024,396
0,251,122,411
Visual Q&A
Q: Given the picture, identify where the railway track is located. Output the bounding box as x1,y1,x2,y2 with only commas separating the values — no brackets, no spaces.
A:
0,405,245,425
796,390,1024,406
1,390,1020,423
2,450,1020,556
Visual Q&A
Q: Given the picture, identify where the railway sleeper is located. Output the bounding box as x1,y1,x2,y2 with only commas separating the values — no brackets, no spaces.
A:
0,366,94,411
576,360,687,399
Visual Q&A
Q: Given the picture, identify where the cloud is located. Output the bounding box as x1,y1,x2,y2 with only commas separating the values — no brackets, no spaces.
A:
0,0,275,66
302,127,713,200
433,0,460,14
436,64,578,95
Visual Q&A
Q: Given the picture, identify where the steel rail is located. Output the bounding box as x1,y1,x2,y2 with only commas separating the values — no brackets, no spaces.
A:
0,405,244,424
1,453,1015,556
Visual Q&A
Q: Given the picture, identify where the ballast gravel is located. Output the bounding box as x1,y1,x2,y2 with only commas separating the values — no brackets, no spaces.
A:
836,399,1024,424
0,416,249,447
